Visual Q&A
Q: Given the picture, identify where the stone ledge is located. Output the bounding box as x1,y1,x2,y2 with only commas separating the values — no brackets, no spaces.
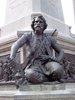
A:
14,89,75,100
14,90,75,98
14,83,75,100
0,81,16,91
0,90,18,100
0,33,18,46
19,83,75,91
0,83,74,100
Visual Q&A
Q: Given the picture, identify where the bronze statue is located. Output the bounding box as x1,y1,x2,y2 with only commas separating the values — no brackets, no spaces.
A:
10,15,64,84
3,60,13,81
0,61,3,80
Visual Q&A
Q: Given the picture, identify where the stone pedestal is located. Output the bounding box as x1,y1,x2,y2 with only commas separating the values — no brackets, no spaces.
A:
14,83,75,100
0,83,75,100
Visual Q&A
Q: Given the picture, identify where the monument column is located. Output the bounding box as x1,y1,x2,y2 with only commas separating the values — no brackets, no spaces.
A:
5,0,33,24
3,0,69,37
32,0,64,21
5,0,64,23
73,0,75,22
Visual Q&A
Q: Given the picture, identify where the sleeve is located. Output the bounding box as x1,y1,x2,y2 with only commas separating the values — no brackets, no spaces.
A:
10,32,31,59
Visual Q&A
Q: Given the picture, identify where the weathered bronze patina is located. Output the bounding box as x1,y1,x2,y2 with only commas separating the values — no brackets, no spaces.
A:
10,15,64,85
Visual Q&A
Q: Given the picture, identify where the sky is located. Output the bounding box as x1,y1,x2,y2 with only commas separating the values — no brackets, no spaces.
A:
0,0,75,33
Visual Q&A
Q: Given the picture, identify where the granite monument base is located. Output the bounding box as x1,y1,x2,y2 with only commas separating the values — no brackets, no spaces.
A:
14,83,75,100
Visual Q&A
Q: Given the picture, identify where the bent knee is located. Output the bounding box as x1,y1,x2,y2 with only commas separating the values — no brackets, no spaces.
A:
25,69,47,84
51,70,62,81
25,69,40,83
25,69,34,79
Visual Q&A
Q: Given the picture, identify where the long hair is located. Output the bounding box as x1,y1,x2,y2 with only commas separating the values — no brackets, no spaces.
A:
31,15,47,31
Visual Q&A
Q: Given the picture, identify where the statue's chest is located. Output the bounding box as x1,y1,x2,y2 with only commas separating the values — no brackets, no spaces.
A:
29,35,51,52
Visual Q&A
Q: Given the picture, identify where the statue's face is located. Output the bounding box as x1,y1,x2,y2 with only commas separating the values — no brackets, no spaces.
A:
34,17,44,33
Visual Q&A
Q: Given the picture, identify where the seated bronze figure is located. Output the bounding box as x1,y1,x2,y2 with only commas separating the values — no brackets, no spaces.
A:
10,15,64,84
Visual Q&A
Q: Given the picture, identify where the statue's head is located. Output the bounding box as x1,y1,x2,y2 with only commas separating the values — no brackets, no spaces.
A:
31,15,47,32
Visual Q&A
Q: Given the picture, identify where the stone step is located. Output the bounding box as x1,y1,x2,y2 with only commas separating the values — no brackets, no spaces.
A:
14,83,75,100
14,89,75,100
0,83,75,100
19,82,75,91
0,81,16,91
